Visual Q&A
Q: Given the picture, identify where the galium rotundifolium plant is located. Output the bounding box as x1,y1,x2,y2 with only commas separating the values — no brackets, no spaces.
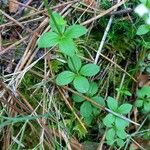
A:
135,0,150,35
135,86,150,112
38,12,87,57
37,8,100,94
103,97,132,147
72,82,105,125
56,55,100,93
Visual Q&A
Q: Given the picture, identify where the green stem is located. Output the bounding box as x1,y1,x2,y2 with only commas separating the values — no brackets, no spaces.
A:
43,0,63,36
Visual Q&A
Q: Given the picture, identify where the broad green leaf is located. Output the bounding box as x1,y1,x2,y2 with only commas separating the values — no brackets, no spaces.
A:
72,94,85,103
80,64,100,77
68,55,81,72
146,66,150,73
56,71,75,85
117,104,132,114
50,12,66,33
135,100,143,107
92,96,105,107
144,101,150,111
107,97,118,111
58,37,75,57
87,82,98,96
137,86,150,98
143,41,150,48
64,25,87,38
116,138,124,147
106,128,115,141
137,24,150,35
103,114,115,127
115,117,129,130
106,139,114,146
38,32,59,48
80,101,92,118
73,76,89,93
84,116,93,125
92,107,100,116
116,129,127,139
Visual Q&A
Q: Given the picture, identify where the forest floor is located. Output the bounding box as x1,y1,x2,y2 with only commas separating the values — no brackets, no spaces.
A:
0,0,150,150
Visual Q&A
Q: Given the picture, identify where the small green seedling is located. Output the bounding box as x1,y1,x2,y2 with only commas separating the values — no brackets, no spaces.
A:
72,82,105,125
56,55,100,93
38,12,87,57
103,97,132,147
135,86,150,112
116,87,132,97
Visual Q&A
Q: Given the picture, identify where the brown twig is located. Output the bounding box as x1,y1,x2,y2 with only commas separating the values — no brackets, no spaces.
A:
82,0,128,25
0,9,24,28
0,36,28,55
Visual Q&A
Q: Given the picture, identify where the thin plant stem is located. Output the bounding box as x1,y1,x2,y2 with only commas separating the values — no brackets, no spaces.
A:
43,0,63,36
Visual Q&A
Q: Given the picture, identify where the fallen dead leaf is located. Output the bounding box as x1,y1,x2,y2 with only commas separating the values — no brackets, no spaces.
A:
9,0,19,13
83,0,97,7
136,72,150,87
129,143,139,150
71,138,84,150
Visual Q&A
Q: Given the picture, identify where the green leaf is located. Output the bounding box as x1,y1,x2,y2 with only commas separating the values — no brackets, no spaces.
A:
67,55,81,72
106,139,114,146
115,117,129,130
137,86,150,98
38,32,59,48
56,71,75,86
103,114,115,127
84,116,93,125
64,25,87,38
146,66,150,73
116,129,127,139
92,96,105,107
124,91,132,96
137,24,150,35
106,128,115,141
80,64,100,77
58,37,75,57
50,12,66,33
116,88,132,96
87,82,98,97
80,101,92,118
140,0,150,8
116,138,125,147
73,76,89,93
144,101,150,111
107,97,118,111
135,100,143,107
72,94,85,103
92,107,100,116
143,41,150,48
117,104,132,114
